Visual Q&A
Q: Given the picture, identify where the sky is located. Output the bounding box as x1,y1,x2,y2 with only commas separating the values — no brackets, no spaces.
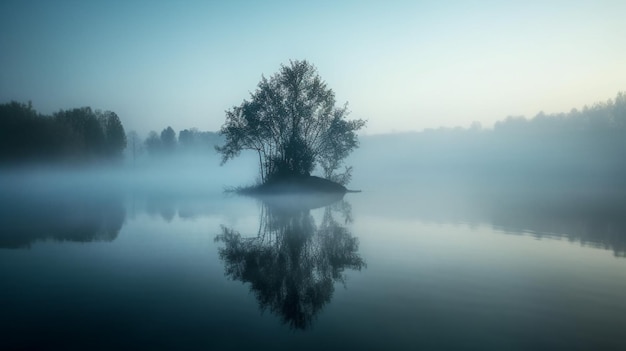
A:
1,0,625,136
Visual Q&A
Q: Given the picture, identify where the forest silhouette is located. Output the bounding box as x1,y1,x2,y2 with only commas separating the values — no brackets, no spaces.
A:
0,102,126,164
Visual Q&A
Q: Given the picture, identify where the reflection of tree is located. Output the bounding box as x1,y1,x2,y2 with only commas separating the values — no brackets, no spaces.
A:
0,193,125,248
141,195,225,221
145,196,176,222
215,198,365,330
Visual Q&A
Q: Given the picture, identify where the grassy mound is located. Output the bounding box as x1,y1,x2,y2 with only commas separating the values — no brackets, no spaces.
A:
238,176,347,195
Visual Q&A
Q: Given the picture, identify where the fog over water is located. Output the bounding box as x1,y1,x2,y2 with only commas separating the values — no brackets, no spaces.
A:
2,128,624,254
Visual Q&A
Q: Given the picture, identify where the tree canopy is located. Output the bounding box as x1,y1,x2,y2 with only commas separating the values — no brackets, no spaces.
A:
216,60,366,184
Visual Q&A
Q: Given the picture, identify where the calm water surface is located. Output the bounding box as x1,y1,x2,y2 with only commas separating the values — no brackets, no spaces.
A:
1,180,626,350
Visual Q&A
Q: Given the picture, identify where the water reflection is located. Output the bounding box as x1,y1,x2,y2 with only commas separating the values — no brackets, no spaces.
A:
0,192,125,248
360,183,626,257
488,192,626,257
215,194,365,330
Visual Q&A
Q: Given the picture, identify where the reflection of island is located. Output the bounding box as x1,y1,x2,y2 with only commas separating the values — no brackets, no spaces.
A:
215,195,365,330
0,192,125,249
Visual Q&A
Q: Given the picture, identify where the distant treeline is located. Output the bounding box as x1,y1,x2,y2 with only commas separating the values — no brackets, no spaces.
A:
0,100,223,165
4,92,625,171
0,101,127,164
356,92,626,183
134,126,223,157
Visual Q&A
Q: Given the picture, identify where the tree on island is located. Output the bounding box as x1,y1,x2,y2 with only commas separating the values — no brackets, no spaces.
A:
216,60,366,185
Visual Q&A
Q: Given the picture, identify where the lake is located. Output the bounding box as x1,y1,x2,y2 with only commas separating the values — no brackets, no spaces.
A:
1,170,625,350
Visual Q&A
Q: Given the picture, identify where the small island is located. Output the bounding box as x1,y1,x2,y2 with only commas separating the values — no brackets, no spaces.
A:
239,175,348,195
216,60,365,194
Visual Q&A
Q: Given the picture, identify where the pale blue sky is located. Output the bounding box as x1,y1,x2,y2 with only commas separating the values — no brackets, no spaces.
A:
1,0,624,135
